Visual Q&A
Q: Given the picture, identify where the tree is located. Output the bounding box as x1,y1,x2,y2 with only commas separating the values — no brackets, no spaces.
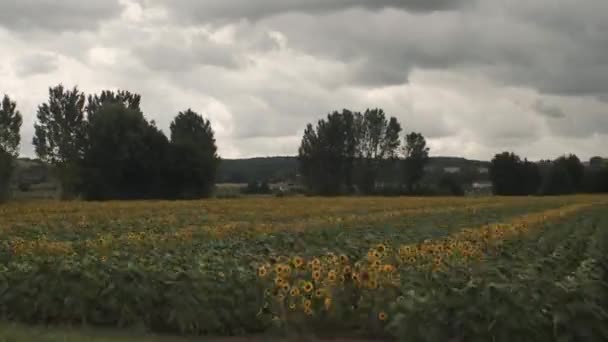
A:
81,102,171,200
538,154,584,195
539,162,575,195
490,152,524,195
403,132,430,193
0,95,23,202
356,109,401,194
298,110,359,195
521,159,541,195
554,154,584,191
33,85,86,199
169,109,220,198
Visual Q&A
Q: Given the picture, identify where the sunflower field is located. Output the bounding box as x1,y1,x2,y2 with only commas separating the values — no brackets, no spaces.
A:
0,195,607,340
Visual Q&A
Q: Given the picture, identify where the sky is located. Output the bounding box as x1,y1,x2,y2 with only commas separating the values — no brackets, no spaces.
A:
1,0,607,161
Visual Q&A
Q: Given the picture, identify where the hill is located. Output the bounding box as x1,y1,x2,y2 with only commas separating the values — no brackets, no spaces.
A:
216,156,490,184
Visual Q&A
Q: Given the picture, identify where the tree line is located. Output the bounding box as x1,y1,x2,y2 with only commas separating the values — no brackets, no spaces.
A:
1,85,219,201
490,152,608,196
2,86,607,201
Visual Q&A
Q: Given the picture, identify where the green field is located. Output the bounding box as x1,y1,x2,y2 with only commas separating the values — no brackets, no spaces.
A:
0,195,607,341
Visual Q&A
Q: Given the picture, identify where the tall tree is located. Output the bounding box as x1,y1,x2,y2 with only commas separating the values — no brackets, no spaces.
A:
81,102,171,200
490,152,522,195
403,132,429,193
33,85,86,199
0,95,23,201
356,109,401,194
298,110,359,195
169,109,220,198
554,154,584,191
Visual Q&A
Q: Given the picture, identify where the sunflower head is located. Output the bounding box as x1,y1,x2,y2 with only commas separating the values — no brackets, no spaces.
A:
293,256,304,268
312,270,321,281
258,266,268,278
303,282,313,293
378,311,388,321
290,287,300,297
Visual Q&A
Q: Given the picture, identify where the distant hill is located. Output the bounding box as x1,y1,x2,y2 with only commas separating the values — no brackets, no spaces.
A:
217,157,298,183
11,155,493,187
216,156,491,183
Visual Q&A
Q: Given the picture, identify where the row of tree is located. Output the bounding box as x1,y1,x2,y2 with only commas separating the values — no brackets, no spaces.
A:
297,109,430,195
490,152,608,195
1,85,220,201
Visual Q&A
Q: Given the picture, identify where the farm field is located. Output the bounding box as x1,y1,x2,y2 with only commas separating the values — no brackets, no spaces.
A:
0,195,607,341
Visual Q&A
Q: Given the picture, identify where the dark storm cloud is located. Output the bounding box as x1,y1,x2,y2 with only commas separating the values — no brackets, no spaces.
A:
0,0,123,31
141,0,472,22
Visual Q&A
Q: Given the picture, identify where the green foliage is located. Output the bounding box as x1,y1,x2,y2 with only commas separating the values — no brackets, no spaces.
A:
490,152,541,195
86,90,141,121
299,109,404,195
540,163,576,195
81,102,172,200
539,155,584,195
298,110,359,195
0,95,23,202
403,132,429,193
169,109,220,199
387,206,608,341
356,109,402,194
33,85,87,199
242,180,272,194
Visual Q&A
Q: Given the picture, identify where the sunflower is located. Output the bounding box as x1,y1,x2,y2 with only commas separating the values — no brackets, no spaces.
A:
372,260,381,268
303,299,312,309
289,303,296,310
282,283,290,291
327,270,337,282
312,270,322,281
304,307,313,316
378,311,388,321
314,289,324,298
290,287,300,297
376,244,386,253
339,254,349,263
274,277,285,286
258,266,268,278
373,251,382,259
292,256,304,268
352,273,360,282
343,265,352,274
303,281,314,293
312,258,321,267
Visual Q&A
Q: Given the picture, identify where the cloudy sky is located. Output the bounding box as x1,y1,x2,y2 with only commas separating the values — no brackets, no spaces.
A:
1,0,606,160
